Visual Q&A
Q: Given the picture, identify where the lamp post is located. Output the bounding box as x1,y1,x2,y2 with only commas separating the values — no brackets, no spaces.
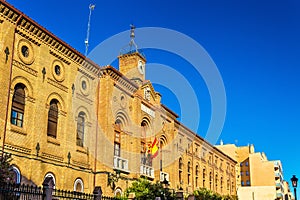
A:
291,175,298,200
162,177,169,200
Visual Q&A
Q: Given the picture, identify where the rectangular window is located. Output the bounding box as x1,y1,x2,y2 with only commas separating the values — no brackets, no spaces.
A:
114,142,120,157
245,161,249,166
246,171,249,176
241,181,244,186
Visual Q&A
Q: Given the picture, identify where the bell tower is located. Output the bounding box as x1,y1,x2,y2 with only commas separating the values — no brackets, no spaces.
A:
118,25,146,85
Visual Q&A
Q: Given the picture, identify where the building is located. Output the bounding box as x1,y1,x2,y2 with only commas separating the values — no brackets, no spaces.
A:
0,1,237,197
216,143,292,200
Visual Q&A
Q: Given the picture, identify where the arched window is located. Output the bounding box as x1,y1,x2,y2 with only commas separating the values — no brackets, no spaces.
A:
220,176,223,192
114,188,122,197
179,158,183,183
74,178,84,192
44,172,56,189
11,84,26,127
195,164,199,187
47,99,59,138
141,120,147,138
187,161,191,184
215,174,218,190
209,171,212,190
11,166,21,184
203,168,206,187
77,112,85,147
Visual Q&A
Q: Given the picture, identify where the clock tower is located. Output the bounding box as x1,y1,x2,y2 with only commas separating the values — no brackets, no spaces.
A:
118,25,146,85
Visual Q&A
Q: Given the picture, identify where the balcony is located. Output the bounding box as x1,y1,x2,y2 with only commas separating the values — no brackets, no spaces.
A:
113,156,129,173
140,165,154,179
275,182,281,189
276,192,283,198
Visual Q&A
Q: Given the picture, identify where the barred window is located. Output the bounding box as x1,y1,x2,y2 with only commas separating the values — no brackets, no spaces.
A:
11,84,26,127
76,112,85,147
47,99,58,138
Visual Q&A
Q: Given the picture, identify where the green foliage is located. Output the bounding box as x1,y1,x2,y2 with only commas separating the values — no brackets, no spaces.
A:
193,188,238,200
0,153,13,184
124,178,176,200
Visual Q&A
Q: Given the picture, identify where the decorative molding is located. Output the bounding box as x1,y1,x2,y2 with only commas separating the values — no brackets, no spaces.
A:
16,29,41,46
72,159,90,169
10,126,27,136
5,143,31,154
49,50,71,65
47,77,68,93
47,137,60,146
78,68,95,80
0,1,100,76
13,59,38,77
75,93,93,105
26,95,36,103
41,152,63,162
0,3,20,23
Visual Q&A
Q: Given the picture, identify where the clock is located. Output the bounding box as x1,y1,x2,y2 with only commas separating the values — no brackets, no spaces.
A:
138,60,145,75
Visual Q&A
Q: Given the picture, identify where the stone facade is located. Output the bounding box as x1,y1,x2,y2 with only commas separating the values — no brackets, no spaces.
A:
0,1,236,197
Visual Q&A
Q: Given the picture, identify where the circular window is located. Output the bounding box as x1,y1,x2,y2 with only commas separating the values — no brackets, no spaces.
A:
120,94,127,108
55,65,61,76
79,76,89,96
21,46,29,57
17,39,34,64
82,80,87,90
52,60,65,82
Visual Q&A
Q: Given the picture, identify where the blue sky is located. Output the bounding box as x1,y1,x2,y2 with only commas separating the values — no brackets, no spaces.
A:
7,0,300,193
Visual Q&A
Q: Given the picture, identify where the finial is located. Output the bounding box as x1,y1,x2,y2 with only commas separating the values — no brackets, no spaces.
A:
130,24,135,40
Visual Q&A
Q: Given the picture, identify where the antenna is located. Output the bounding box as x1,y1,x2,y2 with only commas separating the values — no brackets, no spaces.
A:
85,4,95,56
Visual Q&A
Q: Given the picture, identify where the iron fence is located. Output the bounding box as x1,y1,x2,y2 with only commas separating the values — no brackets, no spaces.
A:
0,182,44,200
0,182,117,200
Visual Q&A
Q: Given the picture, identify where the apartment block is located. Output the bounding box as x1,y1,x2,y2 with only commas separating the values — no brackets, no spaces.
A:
216,143,292,200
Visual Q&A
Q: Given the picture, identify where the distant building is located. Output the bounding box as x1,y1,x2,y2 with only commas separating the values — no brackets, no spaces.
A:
0,1,237,197
216,143,292,200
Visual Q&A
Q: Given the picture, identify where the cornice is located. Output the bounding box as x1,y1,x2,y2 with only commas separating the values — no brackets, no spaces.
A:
100,66,138,94
0,1,101,77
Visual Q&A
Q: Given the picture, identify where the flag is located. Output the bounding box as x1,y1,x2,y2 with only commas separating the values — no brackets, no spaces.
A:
150,138,159,158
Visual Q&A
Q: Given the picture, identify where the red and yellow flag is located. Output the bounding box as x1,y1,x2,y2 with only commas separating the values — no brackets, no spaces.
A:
150,138,159,158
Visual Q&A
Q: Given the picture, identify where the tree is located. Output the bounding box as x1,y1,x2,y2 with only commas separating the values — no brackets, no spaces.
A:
0,153,13,184
193,188,238,200
124,178,176,200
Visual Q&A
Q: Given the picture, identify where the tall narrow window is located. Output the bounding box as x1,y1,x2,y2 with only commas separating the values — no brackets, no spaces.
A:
47,99,58,138
209,171,212,190
220,177,223,192
179,158,183,183
215,174,218,191
203,168,206,187
187,161,191,185
195,164,199,187
11,84,25,127
76,112,85,147
114,142,120,157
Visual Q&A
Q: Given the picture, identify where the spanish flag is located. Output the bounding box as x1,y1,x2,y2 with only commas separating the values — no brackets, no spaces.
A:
150,138,159,158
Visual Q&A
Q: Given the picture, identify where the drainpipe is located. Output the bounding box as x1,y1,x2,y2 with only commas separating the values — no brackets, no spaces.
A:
93,79,100,188
2,14,23,155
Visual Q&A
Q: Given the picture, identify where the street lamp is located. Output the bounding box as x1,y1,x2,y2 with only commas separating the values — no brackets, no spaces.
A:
291,175,298,200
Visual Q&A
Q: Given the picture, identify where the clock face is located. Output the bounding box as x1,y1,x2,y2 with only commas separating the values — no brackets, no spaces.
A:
138,60,145,74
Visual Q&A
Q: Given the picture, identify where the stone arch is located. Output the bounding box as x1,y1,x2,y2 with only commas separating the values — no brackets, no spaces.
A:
46,92,65,111
75,106,91,123
159,134,168,147
74,178,84,192
115,110,129,128
44,172,56,188
11,76,34,98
